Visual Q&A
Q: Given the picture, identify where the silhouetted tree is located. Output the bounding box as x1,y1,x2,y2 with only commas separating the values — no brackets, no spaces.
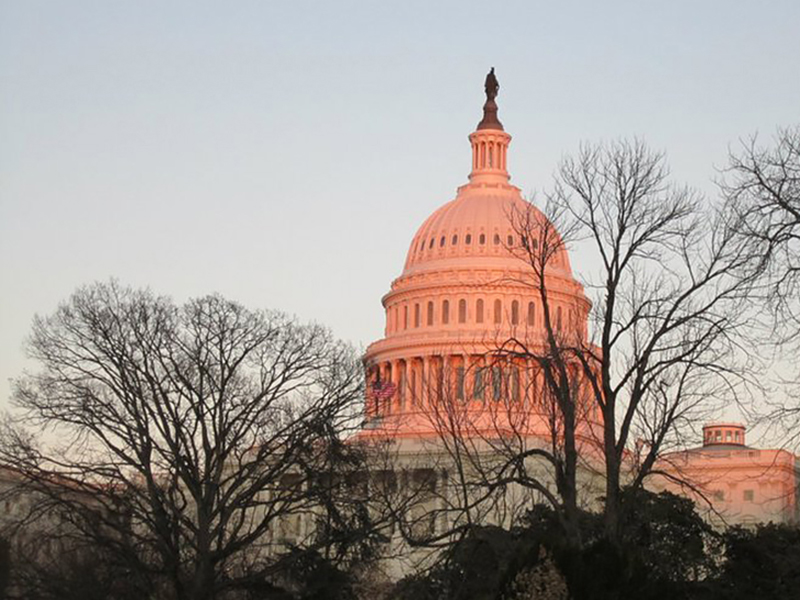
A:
506,140,757,548
1,281,382,600
379,141,755,595
724,125,800,443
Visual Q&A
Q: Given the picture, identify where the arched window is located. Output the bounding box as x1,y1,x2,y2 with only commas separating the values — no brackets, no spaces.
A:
414,304,420,328
476,299,484,323
465,233,472,245
479,233,486,245
427,301,434,326
458,299,467,323
440,236,445,247
494,233,500,245
429,238,434,249
419,240,424,252
511,300,519,325
494,299,502,324
556,306,562,331
527,302,535,326
507,235,514,246
404,305,409,329
442,300,450,325
452,234,458,245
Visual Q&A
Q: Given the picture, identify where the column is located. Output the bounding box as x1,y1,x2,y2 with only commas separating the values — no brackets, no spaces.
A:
391,359,401,413
462,353,471,402
421,355,430,409
411,358,419,408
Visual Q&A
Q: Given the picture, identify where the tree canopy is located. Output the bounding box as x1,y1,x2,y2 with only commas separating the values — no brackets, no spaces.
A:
1,282,379,600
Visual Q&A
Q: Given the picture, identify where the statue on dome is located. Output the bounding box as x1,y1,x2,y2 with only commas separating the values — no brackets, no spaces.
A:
485,67,499,101
477,68,503,130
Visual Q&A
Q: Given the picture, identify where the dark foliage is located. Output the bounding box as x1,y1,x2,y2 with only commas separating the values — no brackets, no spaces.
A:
390,489,719,600
390,525,539,600
712,523,800,600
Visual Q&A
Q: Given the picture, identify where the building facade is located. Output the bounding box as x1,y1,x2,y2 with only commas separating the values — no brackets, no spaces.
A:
356,70,800,553
653,423,800,528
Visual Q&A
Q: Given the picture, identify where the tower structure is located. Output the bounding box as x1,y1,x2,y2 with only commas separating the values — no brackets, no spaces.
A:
360,71,597,441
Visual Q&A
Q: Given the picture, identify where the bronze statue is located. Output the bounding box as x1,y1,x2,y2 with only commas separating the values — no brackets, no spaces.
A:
485,67,499,101
477,67,503,131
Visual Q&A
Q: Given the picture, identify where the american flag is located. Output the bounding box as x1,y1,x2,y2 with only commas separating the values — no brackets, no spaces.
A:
368,380,397,401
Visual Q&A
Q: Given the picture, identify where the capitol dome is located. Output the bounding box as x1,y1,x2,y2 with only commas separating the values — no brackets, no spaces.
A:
361,72,593,438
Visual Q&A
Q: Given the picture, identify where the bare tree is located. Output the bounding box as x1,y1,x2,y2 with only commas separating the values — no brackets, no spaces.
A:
724,126,800,338
506,140,757,545
359,141,757,585
723,126,800,441
0,281,382,600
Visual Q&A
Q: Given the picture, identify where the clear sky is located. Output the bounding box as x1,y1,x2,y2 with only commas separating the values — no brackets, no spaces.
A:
1,0,799,415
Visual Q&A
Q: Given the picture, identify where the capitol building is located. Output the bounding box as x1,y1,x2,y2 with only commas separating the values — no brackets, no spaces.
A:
1,70,797,598
351,70,799,574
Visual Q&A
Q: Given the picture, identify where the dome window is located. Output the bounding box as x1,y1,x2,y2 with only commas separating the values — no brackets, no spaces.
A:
507,235,514,246
511,300,519,325
440,236,445,247
442,300,450,325
494,299,502,324
493,234,500,245
479,233,486,245
414,304,421,328
466,234,472,245
527,302,535,326
452,234,458,245
476,299,484,323
404,306,409,330
429,238,435,249
458,299,467,323
427,301,434,326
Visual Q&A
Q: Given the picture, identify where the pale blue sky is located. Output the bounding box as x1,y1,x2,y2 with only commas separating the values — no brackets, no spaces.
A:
1,1,799,414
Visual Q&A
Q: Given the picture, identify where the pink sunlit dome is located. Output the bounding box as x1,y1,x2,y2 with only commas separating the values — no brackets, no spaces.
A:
401,189,574,279
359,72,594,438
